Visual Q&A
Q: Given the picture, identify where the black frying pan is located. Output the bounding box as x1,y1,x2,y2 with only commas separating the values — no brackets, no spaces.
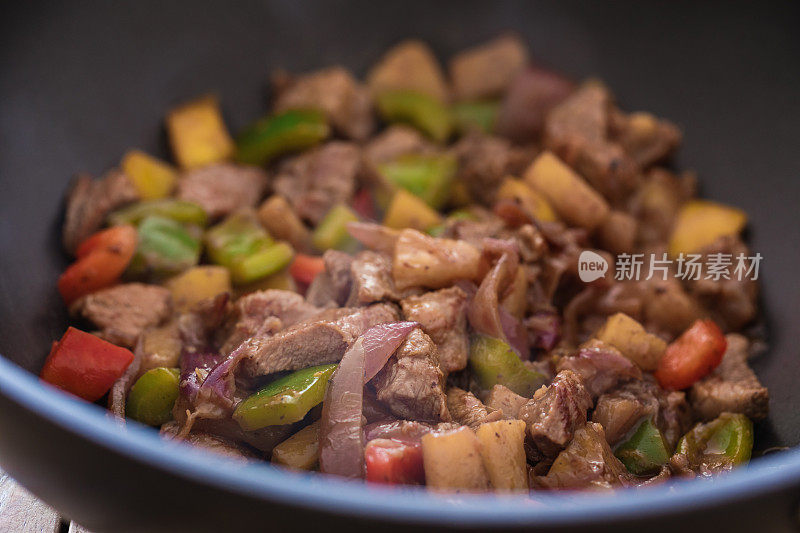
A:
1,1,799,531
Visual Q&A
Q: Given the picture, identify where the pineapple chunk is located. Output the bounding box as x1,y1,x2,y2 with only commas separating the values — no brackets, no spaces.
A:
166,95,234,169
475,419,528,491
496,176,557,222
140,322,182,372
421,426,490,491
523,151,609,230
668,200,747,256
383,189,443,231
272,421,320,471
594,312,667,371
121,150,178,200
165,266,231,312
257,195,312,253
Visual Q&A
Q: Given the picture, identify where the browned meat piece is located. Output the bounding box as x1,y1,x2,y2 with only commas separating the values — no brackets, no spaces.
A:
400,287,469,373
592,377,691,448
452,133,532,206
306,250,357,308
597,210,637,254
687,235,759,331
273,66,375,141
371,328,449,422
239,303,399,377
160,421,258,460
220,290,321,353
610,110,682,168
347,251,403,306
519,370,592,459
449,34,528,101
642,277,703,339
630,168,696,245
556,340,641,399
177,292,231,352
191,417,295,454
367,40,449,102
273,142,360,224
363,125,432,163
71,283,172,348
305,273,338,308
446,387,503,430
690,334,769,421
176,163,268,220
62,170,139,253
485,384,528,419
495,65,575,142
544,84,639,203
537,422,631,490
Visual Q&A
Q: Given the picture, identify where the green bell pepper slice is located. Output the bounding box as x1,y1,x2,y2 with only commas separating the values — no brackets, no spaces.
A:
675,413,753,471
230,241,294,284
311,203,359,252
468,335,546,396
375,90,453,143
128,215,201,276
236,109,330,166
233,364,337,430
108,199,208,227
615,418,671,475
376,153,456,210
453,100,500,134
127,367,181,426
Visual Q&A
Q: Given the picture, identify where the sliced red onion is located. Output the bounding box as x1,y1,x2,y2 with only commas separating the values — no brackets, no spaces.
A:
196,346,247,410
499,305,530,358
362,321,418,382
179,350,225,401
525,311,561,351
346,221,399,255
319,322,417,478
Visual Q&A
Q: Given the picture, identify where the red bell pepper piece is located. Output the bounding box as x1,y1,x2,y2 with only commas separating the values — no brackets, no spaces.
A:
40,327,134,402
655,319,727,390
289,253,326,286
58,225,138,305
365,439,425,485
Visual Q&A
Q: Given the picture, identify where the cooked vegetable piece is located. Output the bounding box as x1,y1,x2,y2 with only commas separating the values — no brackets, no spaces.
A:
126,367,180,426
40,327,134,402
233,364,336,430
367,39,449,102
501,265,528,319
392,229,482,290
108,199,208,227
311,204,360,252
236,268,295,294
375,90,453,143
496,177,557,223
421,426,490,491
614,418,671,475
166,95,234,169
272,421,320,470
675,413,753,471
469,335,545,396
475,419,528,491
383,189,443,232
127,215,201,277
236,109,330,166
452,100,499,134
58,225,138,305
289,254,326,286
257,195,312,252
655,319,727,390
139,322,182,372
165,265,231,312
523,151,609,230
365,439,425,485
231,242,294,285
594,313,667,372
377,153,456,209
121,150,178,200
669,200,747,257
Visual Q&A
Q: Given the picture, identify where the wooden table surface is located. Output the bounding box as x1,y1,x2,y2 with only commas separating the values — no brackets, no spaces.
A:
0,471,90,533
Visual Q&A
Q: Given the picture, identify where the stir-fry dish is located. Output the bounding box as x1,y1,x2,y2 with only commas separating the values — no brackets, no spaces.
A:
42,35,768,492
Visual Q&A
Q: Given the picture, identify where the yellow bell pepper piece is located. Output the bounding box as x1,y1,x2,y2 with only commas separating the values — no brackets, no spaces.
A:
272,421,320,470
524,151,609,231
497,176,557,223
166,95,235,169
121,150,178,200
669,200,747,256
165,265,232,312
383,189,443,231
